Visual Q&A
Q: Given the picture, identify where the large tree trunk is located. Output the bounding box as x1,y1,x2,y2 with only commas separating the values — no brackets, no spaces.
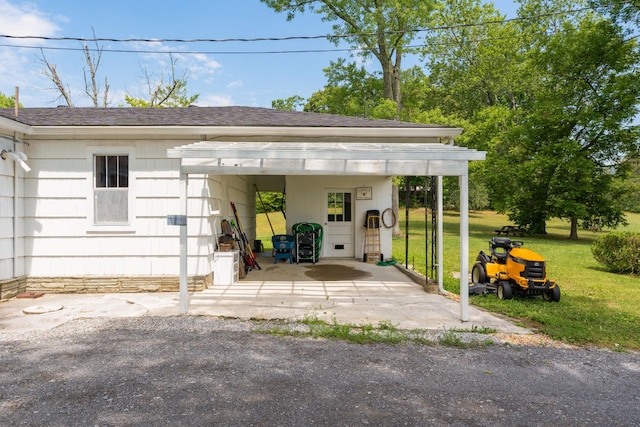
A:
528,218,547,235
392,184,401,236
569,217,579,240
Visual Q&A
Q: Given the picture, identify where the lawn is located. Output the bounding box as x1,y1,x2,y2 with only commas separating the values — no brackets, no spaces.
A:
392,209,640,351
256,209,640,350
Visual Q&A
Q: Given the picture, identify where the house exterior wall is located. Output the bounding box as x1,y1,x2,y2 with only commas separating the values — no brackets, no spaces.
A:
0,142,27,279
10,138,255,292
209,173,257,252
0,140,28,298
285,175,392,260
0,145,16,281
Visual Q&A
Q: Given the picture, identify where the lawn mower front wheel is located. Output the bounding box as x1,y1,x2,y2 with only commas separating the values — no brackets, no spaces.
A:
497,281,513,300
542,285,561,302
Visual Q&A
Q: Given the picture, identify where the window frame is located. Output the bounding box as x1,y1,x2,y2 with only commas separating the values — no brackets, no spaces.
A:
87,146,135,233
327,191,352,223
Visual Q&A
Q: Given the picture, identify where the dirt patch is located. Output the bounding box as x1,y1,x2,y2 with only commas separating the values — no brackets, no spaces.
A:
303,264,372,281
494,332,579,349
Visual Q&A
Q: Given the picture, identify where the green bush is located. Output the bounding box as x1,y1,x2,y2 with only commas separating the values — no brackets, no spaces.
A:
591,232,640,274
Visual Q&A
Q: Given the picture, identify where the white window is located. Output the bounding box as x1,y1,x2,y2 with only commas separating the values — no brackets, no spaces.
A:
94,154,129,225
327,191,352,223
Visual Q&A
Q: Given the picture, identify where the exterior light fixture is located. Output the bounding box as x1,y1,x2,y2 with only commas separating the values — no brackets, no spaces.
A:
1,149,31,172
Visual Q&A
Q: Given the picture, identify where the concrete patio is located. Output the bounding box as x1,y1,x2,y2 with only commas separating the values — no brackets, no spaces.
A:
0,256,529,335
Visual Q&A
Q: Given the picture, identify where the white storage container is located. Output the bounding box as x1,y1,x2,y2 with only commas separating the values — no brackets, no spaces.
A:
213,250,239,285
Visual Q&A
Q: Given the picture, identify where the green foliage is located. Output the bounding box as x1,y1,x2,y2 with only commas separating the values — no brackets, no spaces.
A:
420,0,640,238
510,13,640,237
262,0,437,107
614,159,640,213
272,95,305,111
0,91,20,108
124,77,199,108
592,232,640,274
304,59,385,117
422,0,526,117
255,192,285,214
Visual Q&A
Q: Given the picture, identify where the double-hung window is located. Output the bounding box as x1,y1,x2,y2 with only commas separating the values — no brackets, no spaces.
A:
94,154,129,225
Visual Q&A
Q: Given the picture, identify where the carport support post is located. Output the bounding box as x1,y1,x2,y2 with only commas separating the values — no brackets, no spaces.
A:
179,171,189,314
459,172,469,322
437,176,446,295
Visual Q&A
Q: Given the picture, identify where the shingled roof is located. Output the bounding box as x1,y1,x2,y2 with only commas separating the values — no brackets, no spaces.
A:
0,106,445,128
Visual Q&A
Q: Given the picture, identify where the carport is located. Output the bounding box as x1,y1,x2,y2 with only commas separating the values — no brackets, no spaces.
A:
167,127,486,322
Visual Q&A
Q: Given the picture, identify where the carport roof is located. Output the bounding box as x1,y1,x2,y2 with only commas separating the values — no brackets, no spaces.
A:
167,141,486,176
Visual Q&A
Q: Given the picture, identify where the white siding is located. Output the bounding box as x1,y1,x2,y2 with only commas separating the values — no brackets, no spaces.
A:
286,175,392,259
0,143,26,280
22,139,236,278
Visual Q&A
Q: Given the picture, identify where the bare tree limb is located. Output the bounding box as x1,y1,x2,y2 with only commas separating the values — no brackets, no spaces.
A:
38,49,74,107
83,28,109,107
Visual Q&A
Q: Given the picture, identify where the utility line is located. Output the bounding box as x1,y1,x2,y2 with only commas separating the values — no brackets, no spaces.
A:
0,6,595,46
0,43,359,55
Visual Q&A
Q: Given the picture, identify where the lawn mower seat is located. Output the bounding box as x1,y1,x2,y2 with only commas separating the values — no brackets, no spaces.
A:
490,237,512,264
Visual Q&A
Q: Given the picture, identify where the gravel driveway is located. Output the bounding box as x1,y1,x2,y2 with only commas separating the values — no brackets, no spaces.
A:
1,316,639,426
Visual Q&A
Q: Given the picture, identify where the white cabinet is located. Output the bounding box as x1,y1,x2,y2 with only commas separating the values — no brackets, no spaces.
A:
213,250,239,285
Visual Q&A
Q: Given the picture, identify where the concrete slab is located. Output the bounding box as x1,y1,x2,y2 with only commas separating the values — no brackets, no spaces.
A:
0,257,530,335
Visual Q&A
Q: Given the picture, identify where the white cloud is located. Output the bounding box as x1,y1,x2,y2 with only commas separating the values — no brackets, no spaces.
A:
0,1,64,102
195,93,233,107
0,0,60,41
227,80,243,89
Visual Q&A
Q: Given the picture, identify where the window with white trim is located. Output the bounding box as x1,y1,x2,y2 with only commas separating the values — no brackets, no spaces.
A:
94,154,129,224
327,191,352,223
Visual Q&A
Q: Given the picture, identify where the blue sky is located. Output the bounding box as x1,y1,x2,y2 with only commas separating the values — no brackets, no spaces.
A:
0,0,517,108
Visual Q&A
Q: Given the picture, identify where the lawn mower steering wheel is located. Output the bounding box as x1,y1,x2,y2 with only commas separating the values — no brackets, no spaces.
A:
510,240,524,248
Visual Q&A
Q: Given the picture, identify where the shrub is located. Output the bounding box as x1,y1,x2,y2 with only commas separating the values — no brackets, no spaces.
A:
591,232,640,274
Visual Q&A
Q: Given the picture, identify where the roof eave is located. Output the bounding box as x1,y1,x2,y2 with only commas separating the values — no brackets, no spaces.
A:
23,125,463,140
0,116,31,135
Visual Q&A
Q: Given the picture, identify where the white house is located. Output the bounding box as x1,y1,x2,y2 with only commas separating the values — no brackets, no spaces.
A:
0,107,485,320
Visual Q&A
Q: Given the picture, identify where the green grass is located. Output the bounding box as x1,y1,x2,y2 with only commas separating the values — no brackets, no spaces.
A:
259,316,495,347
256,209,640,350
393,209,640,351
255,211,287,252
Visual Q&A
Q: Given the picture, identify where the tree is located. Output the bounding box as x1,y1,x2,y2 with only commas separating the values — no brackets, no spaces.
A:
304,58,385,116
0,91,20,108
272,95,305,111
262,0,436,116
421,0,640,238
510,13,640,238
421,0,529,119
592,0,640,27
124,54,199,108
38,29,110,107
613,159,640,213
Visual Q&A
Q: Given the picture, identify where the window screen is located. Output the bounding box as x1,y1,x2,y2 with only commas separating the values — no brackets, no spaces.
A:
94,155,129,224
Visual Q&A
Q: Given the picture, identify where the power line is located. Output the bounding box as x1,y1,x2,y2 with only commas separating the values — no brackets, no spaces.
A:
0,5,595,48
0,43,359,55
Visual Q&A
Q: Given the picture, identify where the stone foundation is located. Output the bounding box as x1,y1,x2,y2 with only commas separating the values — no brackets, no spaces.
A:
23,274,211,294
0,277,28,300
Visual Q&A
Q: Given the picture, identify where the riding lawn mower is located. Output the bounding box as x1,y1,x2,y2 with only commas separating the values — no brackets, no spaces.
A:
470,237,561,302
